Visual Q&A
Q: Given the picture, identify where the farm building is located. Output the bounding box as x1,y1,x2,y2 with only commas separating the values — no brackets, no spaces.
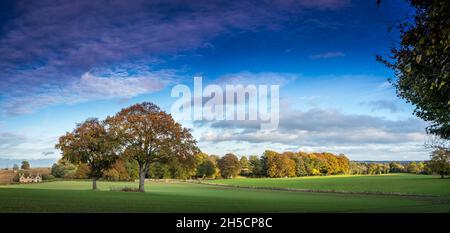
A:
19,173,42,183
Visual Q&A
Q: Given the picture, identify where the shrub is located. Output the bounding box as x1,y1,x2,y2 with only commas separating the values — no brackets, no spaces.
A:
41,174,55,180
110,187,142,192
51,160,77,178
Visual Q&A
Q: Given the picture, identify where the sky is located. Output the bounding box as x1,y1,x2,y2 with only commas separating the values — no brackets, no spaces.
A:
0,0,431,166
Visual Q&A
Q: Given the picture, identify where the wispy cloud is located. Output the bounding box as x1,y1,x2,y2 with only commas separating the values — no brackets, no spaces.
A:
362,100,402,113
309,51,346,59
3,66,178,115
215,71,298,86
0,132,58,160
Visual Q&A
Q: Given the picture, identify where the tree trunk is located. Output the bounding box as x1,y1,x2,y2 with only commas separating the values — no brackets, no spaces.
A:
139,164,145,192
92,178,97,190
441,173,445,179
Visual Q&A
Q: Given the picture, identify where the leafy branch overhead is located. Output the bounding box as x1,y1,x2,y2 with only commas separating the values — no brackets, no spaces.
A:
377,0,450,140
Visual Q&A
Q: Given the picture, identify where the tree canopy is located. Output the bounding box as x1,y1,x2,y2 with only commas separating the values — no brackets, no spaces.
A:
428,149,450,178
218,153,241,179
21,161,30,170
55,118,120,190
106,102,199,191
378,0,450,140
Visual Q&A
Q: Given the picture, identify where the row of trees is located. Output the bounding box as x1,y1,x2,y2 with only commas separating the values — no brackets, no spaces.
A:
51,150,351,181
350,162,421,175
349,149,450,178
256,151,350,178
52,147,450,183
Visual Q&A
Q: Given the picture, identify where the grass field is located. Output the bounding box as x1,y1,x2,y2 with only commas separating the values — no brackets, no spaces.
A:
0,174,449,213
209,173,450,196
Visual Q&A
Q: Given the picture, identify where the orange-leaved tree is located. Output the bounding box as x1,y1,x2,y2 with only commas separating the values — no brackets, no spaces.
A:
55,118,120,190
106,102,199,192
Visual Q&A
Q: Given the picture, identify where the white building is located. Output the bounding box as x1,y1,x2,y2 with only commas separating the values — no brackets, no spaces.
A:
19,173,42,183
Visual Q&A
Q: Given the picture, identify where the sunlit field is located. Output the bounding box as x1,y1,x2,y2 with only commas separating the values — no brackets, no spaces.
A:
209,173,450,196
1,174,449,213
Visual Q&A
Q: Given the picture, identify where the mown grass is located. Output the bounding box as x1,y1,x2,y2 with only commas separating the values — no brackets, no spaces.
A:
209,174,450,196
0,174,449,213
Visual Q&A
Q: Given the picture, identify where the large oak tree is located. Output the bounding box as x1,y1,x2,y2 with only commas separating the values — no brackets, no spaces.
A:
55,118,120,190
107,102,199,192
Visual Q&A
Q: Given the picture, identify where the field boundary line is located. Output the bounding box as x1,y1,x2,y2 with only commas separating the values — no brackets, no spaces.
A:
185,180,439,198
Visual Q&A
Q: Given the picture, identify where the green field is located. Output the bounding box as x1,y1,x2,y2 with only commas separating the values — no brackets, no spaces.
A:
0,174,449,213
209,173,450,196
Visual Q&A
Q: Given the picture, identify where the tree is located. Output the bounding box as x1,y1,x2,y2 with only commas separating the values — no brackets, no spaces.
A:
292,155,308,176
73,163,90,179
21,161,30,170
197,158,217,178
107,102,199,192
239,156,250,176
368,163,380,175
218,153,241,178
428,149,450,178
336,154,350,174
249,155,263,177
265,151,296,178
377,1,450,139
304,155,323,176
51,159,77,178
103,168,120,181
194,152,209,177
124,159,139,180
148,162,171,179
350,162,368,175
406,162,420,174
12,164,19,171
103,158,134,181
55,118,120,190
417,162,426,174
389,162,405,173
168,157,196,179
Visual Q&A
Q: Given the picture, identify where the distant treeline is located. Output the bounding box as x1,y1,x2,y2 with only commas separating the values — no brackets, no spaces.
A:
47,150,447,180
50,150,352,180
350,161,431,175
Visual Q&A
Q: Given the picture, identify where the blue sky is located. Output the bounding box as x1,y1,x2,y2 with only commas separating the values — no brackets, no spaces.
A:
0,0,430,165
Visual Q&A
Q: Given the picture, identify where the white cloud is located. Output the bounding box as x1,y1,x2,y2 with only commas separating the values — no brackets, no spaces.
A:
197,108,430,160
0,132,58,160
3,66,178,115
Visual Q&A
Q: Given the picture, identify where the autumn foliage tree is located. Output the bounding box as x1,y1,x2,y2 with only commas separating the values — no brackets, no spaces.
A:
265,151,296,178
55,118,120,190
107,102,199,192
218,153,241,178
